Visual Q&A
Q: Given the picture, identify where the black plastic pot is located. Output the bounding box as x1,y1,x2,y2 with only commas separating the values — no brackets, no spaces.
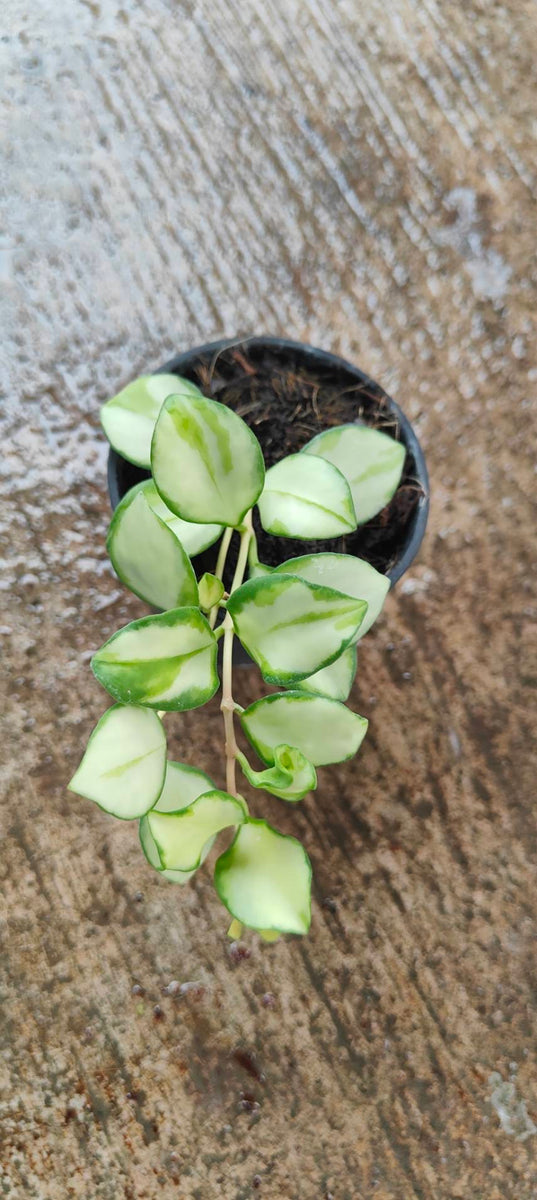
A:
108,337,429,662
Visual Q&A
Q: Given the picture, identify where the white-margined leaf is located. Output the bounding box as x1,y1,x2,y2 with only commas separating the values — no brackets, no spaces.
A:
147,789,246,872
198,572,225,612
296,644,357,701
150,760,216,811
139,760,217,883
257,453,357,539
142,479,223,557
248,561,273,579
139,814,198,884
237,743,317,802
301,424,405,525
107,482,198,611
68,704,166,819
92,607,218,711
240,691,368,766
227,574,366,684
101,374,203,468
151,391,265,527
214,819,312,935
275,553,390,641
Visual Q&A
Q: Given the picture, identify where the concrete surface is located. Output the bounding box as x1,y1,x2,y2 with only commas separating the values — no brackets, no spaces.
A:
1,1,536,1197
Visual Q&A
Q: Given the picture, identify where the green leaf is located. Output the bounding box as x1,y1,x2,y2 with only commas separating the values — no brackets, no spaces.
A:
151,391,265,527
227,573,367,684
198,572,225,612
297,644,357,701
301,424,406,525
257,453,357,539
275,553,390,641
139,760,216,883
237,744,316,802
240,691,368,767
92,607,219,711
214,819,312,935
107,482,198,611
68,704,166,819
139,814,198,884
248,561,273,579
142,480,223,557
101,374,202,468
150,760,216,811
227,918,243,939
147,789,246,872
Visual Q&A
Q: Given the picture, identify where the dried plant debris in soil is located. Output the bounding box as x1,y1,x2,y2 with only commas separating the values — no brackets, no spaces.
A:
192,344,423,575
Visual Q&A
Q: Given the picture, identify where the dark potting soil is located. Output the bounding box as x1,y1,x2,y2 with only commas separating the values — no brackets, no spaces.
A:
187,344,424,588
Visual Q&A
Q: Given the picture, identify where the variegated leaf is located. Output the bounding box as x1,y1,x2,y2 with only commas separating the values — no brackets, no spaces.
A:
301,424,405,525
107,482,198,611
101,374,203,468
296,644,357,701
240,691,368,766
275,553,390,641
257,452,357,538
142,479,223,557
92,608,218,711
237,744,317,801
214,819,312,935
68,705,166,819
227,573,367,684
151,391,265,526
139,761,217,883
147,789,246,872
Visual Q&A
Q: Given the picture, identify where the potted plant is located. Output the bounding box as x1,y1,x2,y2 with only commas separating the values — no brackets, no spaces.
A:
69,337,428,940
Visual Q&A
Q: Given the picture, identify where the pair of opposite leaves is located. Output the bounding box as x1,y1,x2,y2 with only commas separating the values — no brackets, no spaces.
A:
68,689,369,934
89,550,390,713
72,717,313,934
102,372,406,537
101,376,396,699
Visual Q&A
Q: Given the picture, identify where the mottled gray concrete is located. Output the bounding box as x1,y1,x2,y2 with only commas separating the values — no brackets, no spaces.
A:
1,1,537,1196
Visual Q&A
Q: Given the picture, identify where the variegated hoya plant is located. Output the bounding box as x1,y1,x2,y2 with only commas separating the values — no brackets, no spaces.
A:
69,373,406,939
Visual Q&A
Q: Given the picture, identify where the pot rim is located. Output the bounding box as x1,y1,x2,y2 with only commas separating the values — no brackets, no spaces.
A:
108,334,429,586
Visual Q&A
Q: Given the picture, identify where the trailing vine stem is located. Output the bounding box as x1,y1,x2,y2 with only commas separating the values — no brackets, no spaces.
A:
220,512,254,797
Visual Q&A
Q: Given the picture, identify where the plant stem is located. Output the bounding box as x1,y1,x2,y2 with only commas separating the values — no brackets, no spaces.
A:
209,527,233,629
221,614,237,794
221,512,253,796
248,524,259,570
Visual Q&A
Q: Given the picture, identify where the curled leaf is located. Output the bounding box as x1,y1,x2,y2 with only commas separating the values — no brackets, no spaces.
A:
139,760,217,883
198,572,225,612
147,789,246,872
237,744,317,802
150,760,216,812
